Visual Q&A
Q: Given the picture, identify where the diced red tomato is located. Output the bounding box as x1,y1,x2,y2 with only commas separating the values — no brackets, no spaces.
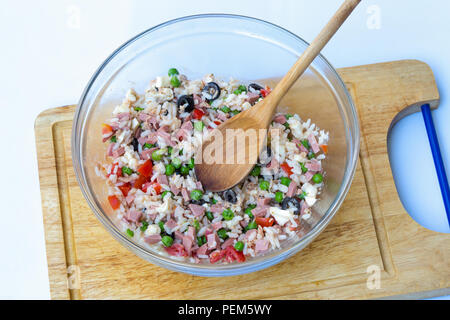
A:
192,108,205,120
134,174,148,190
255,217,275,227
260,86,271,98
320,144,328,154
209,250,225,264
224,246,245,263
280,162,293,176
137,160,153,178
102,123,113,135
142,182,162,195
165,243,188,257
118,183,131,197
107,163,122,178
213,120,221,126
107,195,121,210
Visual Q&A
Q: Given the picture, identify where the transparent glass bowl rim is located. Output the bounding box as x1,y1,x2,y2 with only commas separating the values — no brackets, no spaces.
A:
72,13,360,276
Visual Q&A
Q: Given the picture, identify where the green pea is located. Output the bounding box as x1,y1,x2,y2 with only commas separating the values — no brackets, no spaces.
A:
165,164,175,176
170,76,180,87
275,191,284,203
134,106,144,111
280,177,291,187
180,165,190,176
158,221,165,233
126,228,134,237
140,221,149,232
222,208,234,221
194,121,204,132
188,158,195,169
301,139,310,149
161,190,174,199
210,198,217,204
259,180,270,191
244,204,256,219
300,162,308,173
233,89,242,95
110,136,117,143
312,173,323,184
161,235,174,247
245,221,258,231
143,143,155,149
299,191,307,200
250,165,261,177
238,85,247,92
197,235,206,246
220,106,231,113
286,114,293,119
121,166,133,176
217,228,228,240
152,149,166,161
206,211,214,221
190,189,203,201
192,219,200,232
168,68,179,76
234,241,244,252
172,158,182,169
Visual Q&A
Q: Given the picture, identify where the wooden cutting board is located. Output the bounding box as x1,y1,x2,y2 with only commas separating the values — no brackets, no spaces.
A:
35,60,450,300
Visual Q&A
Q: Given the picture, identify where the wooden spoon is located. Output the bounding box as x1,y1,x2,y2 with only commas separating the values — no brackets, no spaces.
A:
195,0,361,192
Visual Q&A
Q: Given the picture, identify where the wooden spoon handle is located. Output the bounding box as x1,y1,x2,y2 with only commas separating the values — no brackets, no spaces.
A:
269,0,361,105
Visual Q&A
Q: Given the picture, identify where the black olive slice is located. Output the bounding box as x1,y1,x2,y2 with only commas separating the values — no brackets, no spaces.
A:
248,83,264,92
281,197,301,214
202,82,221,101
190,199,206,205
223,189,237,204
177,94,195,112
132,138,139,152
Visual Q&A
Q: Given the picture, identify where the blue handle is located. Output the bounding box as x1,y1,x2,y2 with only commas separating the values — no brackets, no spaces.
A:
421,104,450,227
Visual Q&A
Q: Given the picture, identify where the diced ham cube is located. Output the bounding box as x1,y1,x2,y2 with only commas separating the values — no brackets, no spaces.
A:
286,180,298,197
144,234,161,244
125,209,142,223
308,133,320,153
189,204,205,217
255,239,269,253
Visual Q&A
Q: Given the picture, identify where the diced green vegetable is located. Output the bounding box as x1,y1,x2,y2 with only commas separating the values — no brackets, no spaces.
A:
161,235,174,247
206,211,214,221
170,76,180,87
259,180,270,191
158,221,165,232
220,106,231,113
168,146,173,155
299,191,307,200
217,228,228,239
190,189,203,201
301,139,310,149
234,241,244,252
300,162,308,173
140,221,149,232
151,149,166,161
188,158,195,169
172,158,182,169
307,152,316,160
180,165,190,176
194,121,204,132
193,219,200,232
231,110,240,115
143,143,155,149
250,165,261,177
122,166,133,176
197,235,206,246
165,163,175,176
168,68,179,76
161,190,174,199
134,106,144,111
244,204,256,219
126,228,134,237
210,198,217,204
222,208,234,221
280,177,291,187
245,221,258,231
275,191,283,203
312,173,323,184
110,136,117,143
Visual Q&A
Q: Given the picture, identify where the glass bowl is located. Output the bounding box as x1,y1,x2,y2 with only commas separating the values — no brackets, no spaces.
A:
72,14,359,276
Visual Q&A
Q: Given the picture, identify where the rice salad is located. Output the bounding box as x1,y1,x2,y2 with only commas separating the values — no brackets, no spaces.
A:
97,68,329,264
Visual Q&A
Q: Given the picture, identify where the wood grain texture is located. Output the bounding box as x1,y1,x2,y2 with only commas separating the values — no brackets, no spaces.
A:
35,60,450,300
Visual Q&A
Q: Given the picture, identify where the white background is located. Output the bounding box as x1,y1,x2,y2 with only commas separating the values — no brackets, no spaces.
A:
0,0,448,299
